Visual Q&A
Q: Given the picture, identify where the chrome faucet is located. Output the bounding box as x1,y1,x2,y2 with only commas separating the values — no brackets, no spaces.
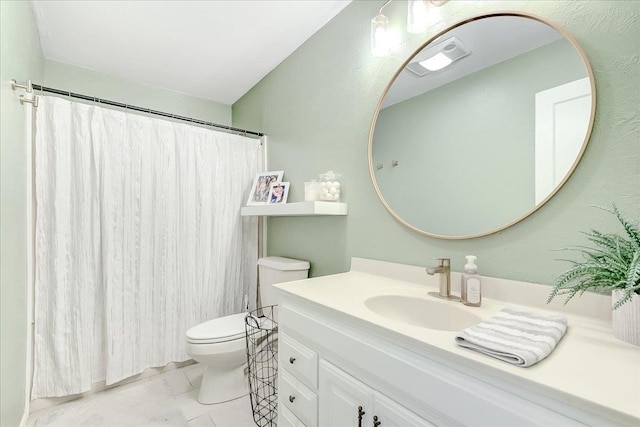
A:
426,258,459,301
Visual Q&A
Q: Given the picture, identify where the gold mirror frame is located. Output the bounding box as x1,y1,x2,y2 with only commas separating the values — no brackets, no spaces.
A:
368,12,596,240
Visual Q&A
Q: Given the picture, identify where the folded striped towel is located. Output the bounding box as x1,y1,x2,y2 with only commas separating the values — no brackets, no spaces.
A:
454,307,568,367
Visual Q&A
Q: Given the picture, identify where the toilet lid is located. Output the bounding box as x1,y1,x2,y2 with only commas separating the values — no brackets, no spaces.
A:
186,312,247,343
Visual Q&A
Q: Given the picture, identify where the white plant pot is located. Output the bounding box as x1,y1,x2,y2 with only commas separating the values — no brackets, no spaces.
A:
612,289,640,346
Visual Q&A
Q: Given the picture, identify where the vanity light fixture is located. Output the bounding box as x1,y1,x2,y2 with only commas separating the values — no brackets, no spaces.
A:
371,11,391,57
373,0,449,56
371,1,392,57
407,0,429,34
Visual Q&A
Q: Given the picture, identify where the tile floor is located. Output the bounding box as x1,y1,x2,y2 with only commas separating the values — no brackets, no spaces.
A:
26,364,260,427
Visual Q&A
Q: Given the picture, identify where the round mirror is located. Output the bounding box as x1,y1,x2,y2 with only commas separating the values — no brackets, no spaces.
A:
369,13,595,239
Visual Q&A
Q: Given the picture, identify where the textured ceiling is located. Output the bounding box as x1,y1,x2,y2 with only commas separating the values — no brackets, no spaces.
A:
31,1,351,105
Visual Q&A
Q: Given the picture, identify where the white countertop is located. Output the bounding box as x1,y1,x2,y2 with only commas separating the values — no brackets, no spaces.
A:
274,258,640,424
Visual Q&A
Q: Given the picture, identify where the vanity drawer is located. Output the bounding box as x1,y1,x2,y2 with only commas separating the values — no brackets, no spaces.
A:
279,405,306,427
281,332,318,389
280,369,317,427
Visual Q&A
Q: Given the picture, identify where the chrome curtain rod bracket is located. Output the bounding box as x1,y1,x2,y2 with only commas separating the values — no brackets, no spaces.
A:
20,96,39,107
11,79,33,93
11,79,38,107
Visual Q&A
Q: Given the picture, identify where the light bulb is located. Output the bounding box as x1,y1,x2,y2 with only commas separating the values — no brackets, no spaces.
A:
371,13,390,57
407,0,428,34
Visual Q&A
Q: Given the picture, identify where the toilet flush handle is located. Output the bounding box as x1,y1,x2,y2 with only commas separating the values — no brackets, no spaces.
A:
289,356,296,364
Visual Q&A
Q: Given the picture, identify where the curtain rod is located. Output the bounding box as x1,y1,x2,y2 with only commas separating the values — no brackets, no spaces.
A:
31,84,265,138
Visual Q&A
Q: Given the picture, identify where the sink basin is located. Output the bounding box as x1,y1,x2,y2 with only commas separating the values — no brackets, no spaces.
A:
364,295,482,331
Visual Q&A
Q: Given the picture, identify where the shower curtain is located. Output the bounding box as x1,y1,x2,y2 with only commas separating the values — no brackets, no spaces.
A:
32,96,261,399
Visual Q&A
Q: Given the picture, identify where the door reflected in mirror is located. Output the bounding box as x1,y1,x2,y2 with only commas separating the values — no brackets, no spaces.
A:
369,13,595,239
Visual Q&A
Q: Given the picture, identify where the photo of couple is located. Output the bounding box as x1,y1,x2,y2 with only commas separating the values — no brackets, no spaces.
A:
246,171,288,205
267,182,289,204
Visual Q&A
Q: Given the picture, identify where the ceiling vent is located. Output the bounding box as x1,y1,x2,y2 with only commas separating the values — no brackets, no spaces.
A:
406,36,470,77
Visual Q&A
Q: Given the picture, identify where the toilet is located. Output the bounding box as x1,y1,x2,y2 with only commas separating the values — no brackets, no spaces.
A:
185,256,310,404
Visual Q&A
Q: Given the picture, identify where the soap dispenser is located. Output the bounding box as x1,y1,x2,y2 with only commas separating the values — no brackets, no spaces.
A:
461,255,481,307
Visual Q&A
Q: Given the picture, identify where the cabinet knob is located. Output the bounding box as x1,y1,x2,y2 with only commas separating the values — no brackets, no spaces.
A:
289,356,296,364
373,415,381,427
289,395,296,403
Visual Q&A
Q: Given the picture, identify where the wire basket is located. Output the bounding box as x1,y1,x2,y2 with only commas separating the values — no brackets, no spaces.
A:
245,305,278,427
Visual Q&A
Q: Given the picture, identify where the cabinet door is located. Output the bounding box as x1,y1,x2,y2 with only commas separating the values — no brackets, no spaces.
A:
319,360,374,427
373,392,436,427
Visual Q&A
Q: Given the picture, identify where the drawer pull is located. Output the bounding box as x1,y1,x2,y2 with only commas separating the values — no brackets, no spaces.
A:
289,395,296,403
373,415,381,427
289,356,296,364
357,406,365,427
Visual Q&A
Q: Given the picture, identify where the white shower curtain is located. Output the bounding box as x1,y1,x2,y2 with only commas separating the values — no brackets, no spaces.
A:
32,96,261,398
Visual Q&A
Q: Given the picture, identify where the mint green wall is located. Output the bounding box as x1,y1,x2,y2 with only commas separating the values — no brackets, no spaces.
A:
373,38,587,236
233,1,640,282
44,60,231,124
1,1,43,425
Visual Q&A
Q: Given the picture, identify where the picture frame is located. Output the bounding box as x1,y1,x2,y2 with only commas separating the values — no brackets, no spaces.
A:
246,171,284,205
267,182,290,204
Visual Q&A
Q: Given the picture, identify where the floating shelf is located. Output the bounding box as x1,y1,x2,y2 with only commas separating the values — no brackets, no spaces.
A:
240,201,347,217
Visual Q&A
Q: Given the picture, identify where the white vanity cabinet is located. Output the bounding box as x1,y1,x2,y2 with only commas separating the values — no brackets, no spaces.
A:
276,293,616,427
274,259,640,426
279,325,433,427
319,360,434,427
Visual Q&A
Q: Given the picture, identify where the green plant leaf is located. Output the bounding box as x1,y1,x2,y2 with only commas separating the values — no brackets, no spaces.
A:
549,204,640,310
613,204,640,249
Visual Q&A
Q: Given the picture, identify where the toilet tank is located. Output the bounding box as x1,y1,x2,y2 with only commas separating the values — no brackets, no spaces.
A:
258,257,310,307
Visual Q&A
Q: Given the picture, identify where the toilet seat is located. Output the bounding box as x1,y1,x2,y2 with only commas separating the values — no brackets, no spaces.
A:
186,312,247,344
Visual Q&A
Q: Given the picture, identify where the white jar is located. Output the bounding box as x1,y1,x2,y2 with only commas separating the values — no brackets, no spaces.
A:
304,181,320,201
318,171,342,202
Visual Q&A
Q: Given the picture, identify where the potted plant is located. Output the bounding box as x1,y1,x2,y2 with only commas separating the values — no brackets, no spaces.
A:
548,205,640,346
